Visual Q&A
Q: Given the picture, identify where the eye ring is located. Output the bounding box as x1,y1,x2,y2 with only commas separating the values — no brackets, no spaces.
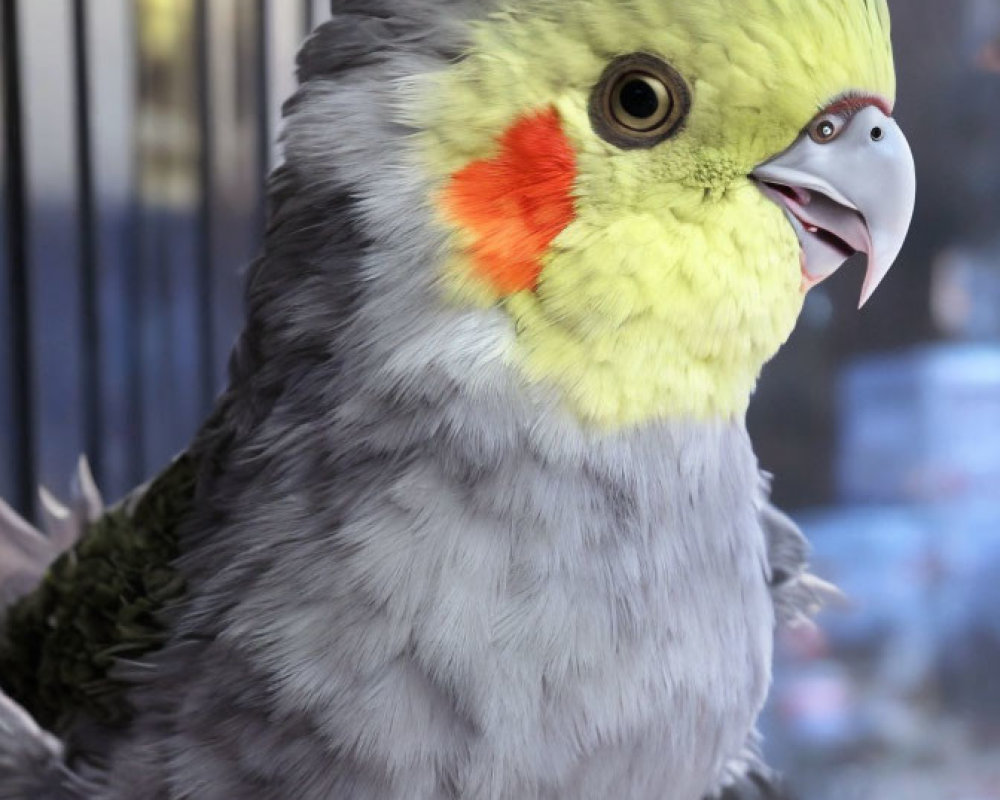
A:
590,53,691,150
808,114,846,144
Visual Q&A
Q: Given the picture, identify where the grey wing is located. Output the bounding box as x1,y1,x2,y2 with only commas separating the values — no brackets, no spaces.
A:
704,478,843,800
759,487,844,628
0,459,104,800
0,458,102,610
715,773,798,800
706,738,798,799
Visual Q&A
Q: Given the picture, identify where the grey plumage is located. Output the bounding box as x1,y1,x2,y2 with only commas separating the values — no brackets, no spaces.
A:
0,3,832,798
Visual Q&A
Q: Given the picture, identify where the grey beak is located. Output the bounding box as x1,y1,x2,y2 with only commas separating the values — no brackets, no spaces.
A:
752,105,916,308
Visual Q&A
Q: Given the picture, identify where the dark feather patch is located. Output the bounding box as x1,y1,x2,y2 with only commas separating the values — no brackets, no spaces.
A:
0,457,196,733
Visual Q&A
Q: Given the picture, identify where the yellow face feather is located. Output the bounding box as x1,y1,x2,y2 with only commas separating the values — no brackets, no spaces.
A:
417,0,896,428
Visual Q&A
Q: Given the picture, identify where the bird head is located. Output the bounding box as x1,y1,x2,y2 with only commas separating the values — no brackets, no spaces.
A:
409,0,915,428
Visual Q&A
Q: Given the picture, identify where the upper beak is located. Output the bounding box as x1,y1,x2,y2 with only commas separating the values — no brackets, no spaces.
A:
751,105,916,308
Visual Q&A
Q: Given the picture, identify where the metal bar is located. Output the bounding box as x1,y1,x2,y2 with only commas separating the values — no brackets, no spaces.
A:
195,0,216,413
84,0,138,500
303,0,313,35
312,0,328,29
123,206,145,486
124,3,146,483
0,0,9,505
204,0,261,395
255,0,271,222
1,0,36,515
71,0,103,484
22,2,86,501
266,0,304,164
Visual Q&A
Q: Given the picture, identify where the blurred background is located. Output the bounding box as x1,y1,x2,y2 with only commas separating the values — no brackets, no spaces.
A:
0,1,998,797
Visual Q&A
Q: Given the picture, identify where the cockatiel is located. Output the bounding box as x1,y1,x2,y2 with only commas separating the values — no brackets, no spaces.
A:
0,0,915,798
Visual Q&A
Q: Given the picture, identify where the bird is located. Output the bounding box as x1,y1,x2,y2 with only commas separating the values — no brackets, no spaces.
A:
0,1,915,798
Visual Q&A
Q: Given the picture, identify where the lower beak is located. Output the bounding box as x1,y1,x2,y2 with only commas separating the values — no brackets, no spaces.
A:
752,105,916,308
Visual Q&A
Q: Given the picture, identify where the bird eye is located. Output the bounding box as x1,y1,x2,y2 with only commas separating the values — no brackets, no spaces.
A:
590,54,691,149
808,114,846,144
612,74,671,131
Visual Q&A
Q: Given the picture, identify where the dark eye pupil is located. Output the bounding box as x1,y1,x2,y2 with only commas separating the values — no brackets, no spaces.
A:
820,122,835,137
619,79,660,119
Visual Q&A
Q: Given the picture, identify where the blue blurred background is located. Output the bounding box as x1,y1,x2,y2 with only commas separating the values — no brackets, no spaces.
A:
1,2,999,797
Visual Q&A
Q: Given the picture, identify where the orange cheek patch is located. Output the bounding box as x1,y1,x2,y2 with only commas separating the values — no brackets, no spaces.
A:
443,108,577,295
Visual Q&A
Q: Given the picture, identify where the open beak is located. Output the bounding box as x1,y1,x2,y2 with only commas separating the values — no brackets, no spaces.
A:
752,104,916,308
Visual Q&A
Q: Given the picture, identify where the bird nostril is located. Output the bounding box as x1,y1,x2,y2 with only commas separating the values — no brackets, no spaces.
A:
871,127,884,142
